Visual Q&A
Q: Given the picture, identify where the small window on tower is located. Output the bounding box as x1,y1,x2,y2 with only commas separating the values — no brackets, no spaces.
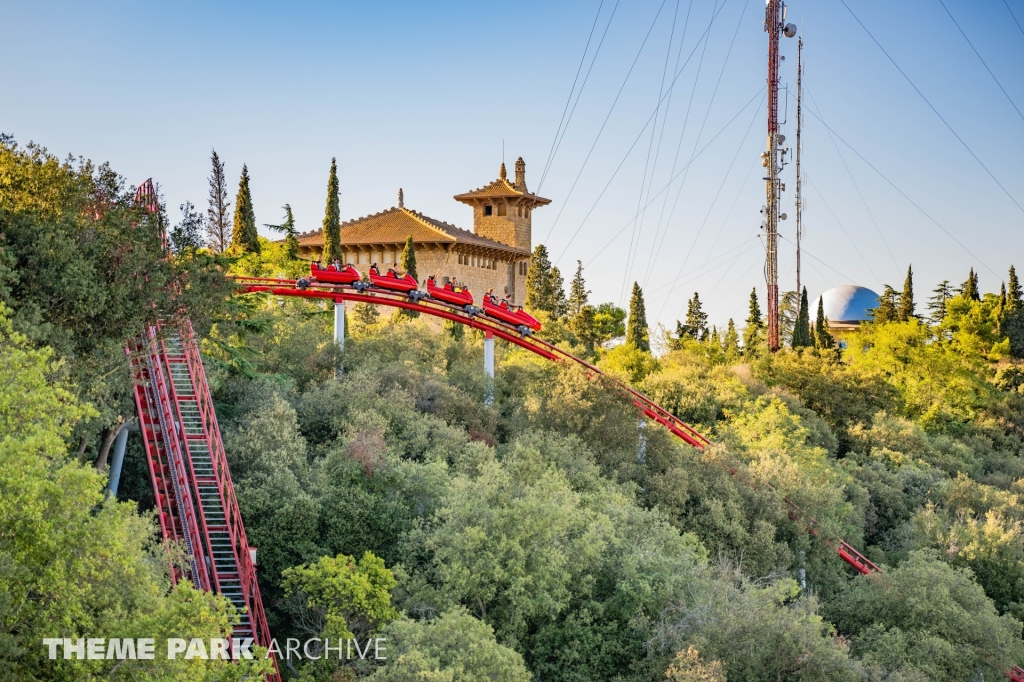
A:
484,205,492,216
497,203,506,217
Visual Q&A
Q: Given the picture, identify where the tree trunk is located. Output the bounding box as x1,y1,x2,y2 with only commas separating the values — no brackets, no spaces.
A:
76,436,88,462
95,426,119,471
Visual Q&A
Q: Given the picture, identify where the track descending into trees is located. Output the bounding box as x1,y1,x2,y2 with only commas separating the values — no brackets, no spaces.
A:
235,275,881,576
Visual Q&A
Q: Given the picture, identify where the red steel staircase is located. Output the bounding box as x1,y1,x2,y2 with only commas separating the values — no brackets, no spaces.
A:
128,318,279,678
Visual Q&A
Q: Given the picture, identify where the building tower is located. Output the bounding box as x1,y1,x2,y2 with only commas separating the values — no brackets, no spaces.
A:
453,157,551,251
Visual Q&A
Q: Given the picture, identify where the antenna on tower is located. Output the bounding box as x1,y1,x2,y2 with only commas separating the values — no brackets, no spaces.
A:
763,0,798,353
795,35,803,299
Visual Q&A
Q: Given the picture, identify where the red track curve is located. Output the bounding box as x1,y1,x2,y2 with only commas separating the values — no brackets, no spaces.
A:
235,275,881,576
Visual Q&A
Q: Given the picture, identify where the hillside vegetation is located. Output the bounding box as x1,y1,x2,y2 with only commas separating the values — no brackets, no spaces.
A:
2,138,1024,681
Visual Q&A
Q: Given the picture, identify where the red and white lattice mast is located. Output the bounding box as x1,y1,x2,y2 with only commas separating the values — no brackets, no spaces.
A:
762,0,796,352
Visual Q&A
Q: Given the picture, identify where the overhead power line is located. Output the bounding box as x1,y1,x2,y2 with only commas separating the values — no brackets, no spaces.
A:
537,0,618,194
838,0,1024,216
576,86,766,267
1002,0,1024,40
803,103,999,278
937,0,1024,126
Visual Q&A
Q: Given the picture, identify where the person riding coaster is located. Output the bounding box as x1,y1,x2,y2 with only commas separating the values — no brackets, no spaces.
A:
309,261,361,285
368,263,422,297
481,290,541,332
426,275,475,308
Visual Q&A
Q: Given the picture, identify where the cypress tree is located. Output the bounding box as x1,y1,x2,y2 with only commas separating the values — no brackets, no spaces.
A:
570,305,599,351
322,158,342,264
744,287,764,351
230,164,259,254
961,268,980,301
873,285,899,323
724,319,740,356
684,292,708,341
526,244,554,311
400,235,417,280
265,204,298,260
899,265,915,321
791,286,812,347
206,149,231,252
550,266,567,319
626,282,649,351
814,295,834,349
567,260,590,318
1009,265,1022,310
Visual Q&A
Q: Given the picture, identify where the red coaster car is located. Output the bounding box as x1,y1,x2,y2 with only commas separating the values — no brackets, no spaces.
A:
482,294,541,332
310,261,361,285
426,276,474,307
368,264,419,293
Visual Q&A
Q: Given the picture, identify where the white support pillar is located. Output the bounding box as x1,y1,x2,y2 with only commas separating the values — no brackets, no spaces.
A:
484,331,494,406
334,300,345,376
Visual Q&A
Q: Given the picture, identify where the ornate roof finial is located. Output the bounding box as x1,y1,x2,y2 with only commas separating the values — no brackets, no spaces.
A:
499,162,507,180
398,188,404,209
515,157,526,191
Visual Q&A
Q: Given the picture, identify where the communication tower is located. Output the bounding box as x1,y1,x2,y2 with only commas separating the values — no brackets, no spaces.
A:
762,0,797,352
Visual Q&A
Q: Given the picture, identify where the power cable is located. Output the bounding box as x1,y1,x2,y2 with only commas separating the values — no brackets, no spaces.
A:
1004,0,1024,39
543,0,671,243
577,86,765,267
643,0,733,284
937,0,1024,126
802,103,999,277
654,89,765,321
646,234,760,299
805,86,898,270
805,177,880,283
781,234,856,285
545,0,732,248
538,0,619,193
621,0,685,302
838,0,1024,216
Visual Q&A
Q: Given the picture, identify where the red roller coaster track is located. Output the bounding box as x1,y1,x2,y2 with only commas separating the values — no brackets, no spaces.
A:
234,274,881,577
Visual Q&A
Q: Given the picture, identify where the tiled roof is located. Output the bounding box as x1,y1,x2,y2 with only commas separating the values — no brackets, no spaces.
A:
453,178,552,205
294,206,529,255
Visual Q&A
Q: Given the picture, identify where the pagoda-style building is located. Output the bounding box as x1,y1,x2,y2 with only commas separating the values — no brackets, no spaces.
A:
295,157,549,304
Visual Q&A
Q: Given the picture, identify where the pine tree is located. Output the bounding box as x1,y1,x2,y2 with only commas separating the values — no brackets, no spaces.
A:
626,282,649,352
526,244,554,311
927,281,953,324
1008,265,1022,310
872,285,900,323
899,265,915,321
814,295,834,349
265,204,299,260
570,305,599,351
744,287,764,351
322,158,342,264
684,292,708,341
230,164,259,254
400,235,417,280
550,266,567,319
206,149,231,252
791,286,812,347
723,319,740,357
960,268,980,302
567,261,590,318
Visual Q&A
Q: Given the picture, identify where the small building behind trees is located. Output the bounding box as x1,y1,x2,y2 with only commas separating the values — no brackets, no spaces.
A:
293,158,548,305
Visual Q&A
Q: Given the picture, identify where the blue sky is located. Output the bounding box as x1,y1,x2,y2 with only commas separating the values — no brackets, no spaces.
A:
4,0,1023,330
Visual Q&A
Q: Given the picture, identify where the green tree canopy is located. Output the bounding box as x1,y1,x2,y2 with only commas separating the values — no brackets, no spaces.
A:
961,267,980,302
626,282,649,351
264,204,298,261
900,264,915,321
813,295,834,349
928,280,954,324
872,285,900,323
566,260,589,318
400,235,417,280
230,164,259,254
791,286,812,348
322,157,342,263
744,287,763,352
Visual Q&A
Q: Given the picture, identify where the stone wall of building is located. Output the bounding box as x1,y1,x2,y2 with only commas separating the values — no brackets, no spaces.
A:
472,206,532,251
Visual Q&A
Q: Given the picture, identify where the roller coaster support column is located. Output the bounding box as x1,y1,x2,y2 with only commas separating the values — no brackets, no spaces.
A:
334,299,345,376
484,331,494,406
106,421,139,498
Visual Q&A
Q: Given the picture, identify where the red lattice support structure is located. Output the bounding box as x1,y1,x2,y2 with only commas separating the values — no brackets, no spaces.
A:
128,321,279,679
